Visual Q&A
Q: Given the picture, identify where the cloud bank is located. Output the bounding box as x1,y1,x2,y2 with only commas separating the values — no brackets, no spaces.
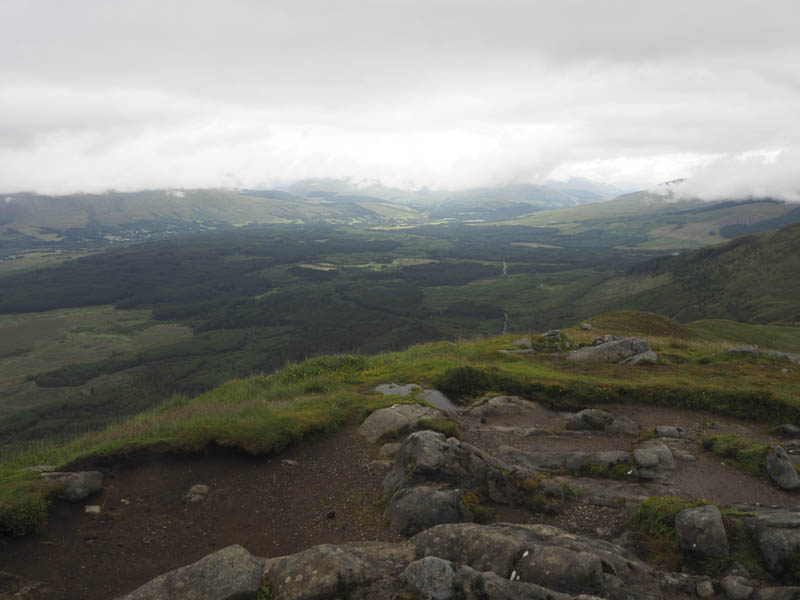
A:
1,1,799,198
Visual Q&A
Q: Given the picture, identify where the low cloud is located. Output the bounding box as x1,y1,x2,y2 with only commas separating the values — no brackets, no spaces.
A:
669,149,800,202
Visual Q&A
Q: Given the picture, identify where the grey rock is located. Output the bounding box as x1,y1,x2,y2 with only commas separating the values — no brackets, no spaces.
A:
516,546,603,594
633,449,660,468
580,322,593,330
766,350,800,365
696,579,716,599
40,471,103,502
114,544,262,600
776,424,800,438
744,509,800,575
403,557,455,600
358,403,443,443
721,575,754,600
593,334,617,345
606,416,640,436
764,445,800,490
544,329,561,339
619,349,658,365
497,445,632,474
513,337,533,349
383,430,514,503
655,425,687,438
566,409,614,431
464,396,534,418
568,337,652,363
84,505,101,514
782,368,794,374
375,383,421,396
675,505,729,559
727,345,760,355
379,442,402,458
385,486,472,536
184,484,210,503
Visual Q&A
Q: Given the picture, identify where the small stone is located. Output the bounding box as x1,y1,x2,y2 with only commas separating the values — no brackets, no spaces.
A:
281,459,299,466
580,322,593,330
655,425,686,438
544,329,561,338
720,575,754,600
40,471,104,501
696,579,716,599
764,445,800,490
184,484,210,503
327,510,336,519
84,505,101,515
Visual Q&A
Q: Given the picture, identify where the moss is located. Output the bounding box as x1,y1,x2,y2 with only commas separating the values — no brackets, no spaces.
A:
573,462,631,480
702,434,769,478
460,492,492,523
256,576,272,600
417,418,462,440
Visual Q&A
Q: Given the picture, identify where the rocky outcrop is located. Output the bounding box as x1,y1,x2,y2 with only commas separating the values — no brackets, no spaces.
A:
384,486,473,535
114,544,263,600
674,505,729,559
40,471,103,501
745,508,800,576
497,444,632,474
764,445,800,490
566,408,614,431
383,430,514,503
568,337,657,364
357,403,444,443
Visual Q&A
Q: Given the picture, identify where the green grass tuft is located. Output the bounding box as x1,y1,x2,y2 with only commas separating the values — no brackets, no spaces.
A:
702,434,769,477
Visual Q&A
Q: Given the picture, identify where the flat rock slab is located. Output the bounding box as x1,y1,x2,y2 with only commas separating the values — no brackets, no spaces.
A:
567,337,653,364
40,471,103,502
114,544,262,600
358,403,444,443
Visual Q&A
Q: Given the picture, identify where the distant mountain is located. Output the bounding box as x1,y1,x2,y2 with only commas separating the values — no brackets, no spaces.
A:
573,221,800,323
502,189,800,250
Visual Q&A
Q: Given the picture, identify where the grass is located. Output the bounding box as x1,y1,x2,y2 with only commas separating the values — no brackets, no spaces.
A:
702,434,770,478
2,311,800,536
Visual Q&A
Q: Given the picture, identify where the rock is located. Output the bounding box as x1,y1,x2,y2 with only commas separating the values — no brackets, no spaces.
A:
114,544,262,600
776,424,800,438
497,445,632,474
375,383,421,396
675,505,729,559
566,409,614,431
515,545,603,594
383,430,514,503
764,445,800,490
567,337,652,364
385,486,472,536
721,575,754,600
593,334,617,345
544,329,561,339
727,345,760,355
606,416,640,436
184,484,210,503
40,471,103,501
463,396,534,418
513,337,533,349
379,442,402,458
358,403,444,443
619,349,658,365
781,368,794,374
766,350,800,365
84,505,101,515
263,541,413,600
696,579,716,599
655,425,687,438
744,508,800,575
580,322,593,330
403,557,455,600
633,449,660,468
753,587,800,599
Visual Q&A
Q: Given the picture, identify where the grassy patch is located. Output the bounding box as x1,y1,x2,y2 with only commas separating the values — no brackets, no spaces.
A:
417,418,461,440
702,434,770,477
571,462,631,480
460,491,492,523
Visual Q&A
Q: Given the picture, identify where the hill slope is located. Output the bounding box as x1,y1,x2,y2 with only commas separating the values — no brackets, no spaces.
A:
576,222,800,323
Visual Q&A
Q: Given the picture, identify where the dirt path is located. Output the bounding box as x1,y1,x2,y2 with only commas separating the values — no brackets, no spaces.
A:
0,431,399,600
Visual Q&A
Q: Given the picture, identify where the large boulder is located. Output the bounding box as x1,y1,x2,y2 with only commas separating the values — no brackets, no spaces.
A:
384,486,473,536
632,440,676,480
675,505,729,559
764,445,800,490
383,430,514,503
568,337,655,364
745,509,800,576
566,409,614,431
114,544,263,600
358,403,444,443
40,471,103,501
263,542,413,600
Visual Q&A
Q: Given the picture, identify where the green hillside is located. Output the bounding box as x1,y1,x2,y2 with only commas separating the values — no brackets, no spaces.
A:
578,222,800,323
2,310,799,536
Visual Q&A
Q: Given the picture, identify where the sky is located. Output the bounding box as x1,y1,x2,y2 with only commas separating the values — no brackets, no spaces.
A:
1,0,799,199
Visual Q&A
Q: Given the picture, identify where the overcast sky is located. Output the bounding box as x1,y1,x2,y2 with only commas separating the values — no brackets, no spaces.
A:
1,0,799,198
